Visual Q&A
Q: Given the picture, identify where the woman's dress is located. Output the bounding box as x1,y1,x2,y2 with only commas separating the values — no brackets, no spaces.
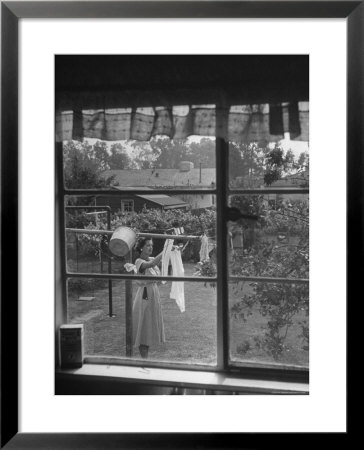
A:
132,257,165,347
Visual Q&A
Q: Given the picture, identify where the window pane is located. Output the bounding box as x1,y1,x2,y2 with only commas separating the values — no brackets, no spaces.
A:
65,195,216,278
228,194,309,279
227,193,309,368
228,140,309,190
63,136,216,190
229,280,308,367
67,278,217,365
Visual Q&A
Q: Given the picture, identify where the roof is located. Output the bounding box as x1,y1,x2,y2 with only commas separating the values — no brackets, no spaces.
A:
112,186,154,191
99,186,188,209
270,170,309,187
103,169,216,187
136,195,188,209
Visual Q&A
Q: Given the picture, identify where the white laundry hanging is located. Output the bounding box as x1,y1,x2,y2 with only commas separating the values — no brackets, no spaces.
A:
169,249,185,313
199,234,210,262
161,227,181,282
161,239,174,284
161,236,185,312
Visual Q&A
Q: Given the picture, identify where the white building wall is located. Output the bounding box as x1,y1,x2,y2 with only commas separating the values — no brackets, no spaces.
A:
179,194,215,209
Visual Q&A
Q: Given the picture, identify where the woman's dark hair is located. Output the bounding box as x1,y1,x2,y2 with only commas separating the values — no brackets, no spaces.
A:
134,237,152,254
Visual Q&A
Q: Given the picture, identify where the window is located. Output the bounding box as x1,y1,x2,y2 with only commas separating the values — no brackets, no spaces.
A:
56,55,309,392
121,200,134,213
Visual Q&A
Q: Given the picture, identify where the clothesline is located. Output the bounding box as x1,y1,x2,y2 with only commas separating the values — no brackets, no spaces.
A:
65,228,217,240
65,228,203,240
137,226,216,234
139,229,216,238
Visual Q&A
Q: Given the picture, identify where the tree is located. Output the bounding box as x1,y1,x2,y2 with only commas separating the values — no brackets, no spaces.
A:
229,142,269,188
108,143,133,169
150,137,189,168
263,145,303,186
225,142,309,361
186,138,216,167
129,141,157,169
229,200,309,361
91,140,111,172
63,140,116,196
228,147,309,362
298,150,309,169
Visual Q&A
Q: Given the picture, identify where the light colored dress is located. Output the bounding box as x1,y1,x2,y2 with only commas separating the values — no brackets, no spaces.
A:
132,257,165,348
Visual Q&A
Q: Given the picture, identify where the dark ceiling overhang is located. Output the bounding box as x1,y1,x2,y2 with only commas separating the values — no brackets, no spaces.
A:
55,55,309,109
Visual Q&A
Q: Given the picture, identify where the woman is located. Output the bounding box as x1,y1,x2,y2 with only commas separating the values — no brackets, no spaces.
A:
132,238,165,359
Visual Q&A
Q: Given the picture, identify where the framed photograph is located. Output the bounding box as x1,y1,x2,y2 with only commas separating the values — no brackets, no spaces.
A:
1,1,356,447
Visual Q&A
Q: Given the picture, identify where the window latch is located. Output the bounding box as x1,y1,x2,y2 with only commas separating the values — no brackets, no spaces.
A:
226,207,259,222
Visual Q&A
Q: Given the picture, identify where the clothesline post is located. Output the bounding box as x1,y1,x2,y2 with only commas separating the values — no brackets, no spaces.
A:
125,250,133,357
107,213,114,318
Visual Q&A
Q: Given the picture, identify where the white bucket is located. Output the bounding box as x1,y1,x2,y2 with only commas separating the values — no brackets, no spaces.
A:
109,226,137,256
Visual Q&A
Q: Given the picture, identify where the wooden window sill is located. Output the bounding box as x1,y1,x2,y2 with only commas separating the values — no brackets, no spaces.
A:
56,363,308,394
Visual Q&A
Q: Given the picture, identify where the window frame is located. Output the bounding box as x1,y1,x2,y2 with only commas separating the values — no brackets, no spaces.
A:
55,56,309,385
120,199,134,213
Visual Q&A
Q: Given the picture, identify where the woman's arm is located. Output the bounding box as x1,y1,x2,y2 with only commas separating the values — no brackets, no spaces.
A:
139,251,163,271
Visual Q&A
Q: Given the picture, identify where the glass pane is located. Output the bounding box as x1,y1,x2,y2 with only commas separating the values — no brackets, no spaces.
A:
63,137,216,190
67,278,217,365
227,193,309,368
229,280,308,367
65,195,216,279
228,194,309,279
228,140,309,190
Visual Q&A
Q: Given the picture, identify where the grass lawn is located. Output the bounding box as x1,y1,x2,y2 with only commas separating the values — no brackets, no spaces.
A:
68,263,217,366
67,263,308,368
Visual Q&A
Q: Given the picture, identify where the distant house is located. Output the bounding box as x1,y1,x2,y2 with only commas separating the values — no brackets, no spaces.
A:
101,162,216,211
264,170,309,206
269,170,309,188
95,186,189,213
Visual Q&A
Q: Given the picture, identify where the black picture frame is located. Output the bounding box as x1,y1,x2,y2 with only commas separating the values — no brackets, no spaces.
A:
1,1,357,448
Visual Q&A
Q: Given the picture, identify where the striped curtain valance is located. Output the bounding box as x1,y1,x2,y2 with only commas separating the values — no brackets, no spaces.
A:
56,102,309,144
